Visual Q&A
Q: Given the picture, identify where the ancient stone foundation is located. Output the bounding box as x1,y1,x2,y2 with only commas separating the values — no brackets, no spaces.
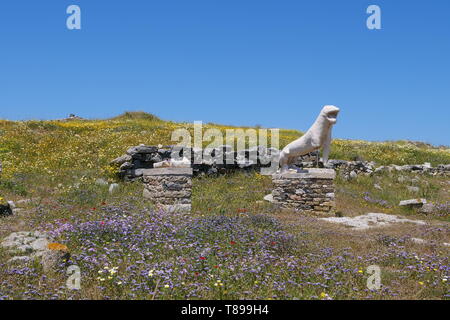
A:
142,168,193,213
112,145,280,181
112,145,450,181
271,168,336,215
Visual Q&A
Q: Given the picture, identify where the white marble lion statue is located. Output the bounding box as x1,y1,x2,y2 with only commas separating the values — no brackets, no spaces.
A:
279,105,340,173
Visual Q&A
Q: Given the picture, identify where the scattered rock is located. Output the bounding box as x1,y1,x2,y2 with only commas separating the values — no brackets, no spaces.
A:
410,238,450,248
263,194,274,203
109,183,120,194
373,166,384,173
16,244,33,253
158,204,192,213
7,201,16,209
411,238,426,244
419,203,435,214
16,197,40,206
1,231,70,272
95,178,109,186
393,165,406,172
120,162,133,170
64,114,84,121
7,256,32,264
114,145,450,181
374,184,383,191
127,145,158,155
40,249,70,273
30,238,49,251
110,154,132,166
423,162,431,168
1,240,17,249
407,186,420,193
320,213,426,230
153,157,191,168
399,199,427,207
0,203,13,216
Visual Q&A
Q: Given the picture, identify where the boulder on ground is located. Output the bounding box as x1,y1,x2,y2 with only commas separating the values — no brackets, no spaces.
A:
110,154,132,165
411,238,427,244
1,232,70,272
39,249,70,273
320,213,426,230
407,186,420,193
263,194,274,203
399,199,427,207
126,145,158,155
419,203,435,214
95,178,109,186
0,203,13,216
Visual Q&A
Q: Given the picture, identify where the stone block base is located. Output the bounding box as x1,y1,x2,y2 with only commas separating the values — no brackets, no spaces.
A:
272,168,336,215
142,168,193,213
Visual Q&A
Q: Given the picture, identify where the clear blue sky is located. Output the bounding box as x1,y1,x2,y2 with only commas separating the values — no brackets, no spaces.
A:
0,1,449,145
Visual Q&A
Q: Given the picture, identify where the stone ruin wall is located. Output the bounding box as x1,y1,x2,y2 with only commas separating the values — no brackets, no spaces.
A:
111,145,450,181
112,145,280,181
272,169,336,215
142,168,193,213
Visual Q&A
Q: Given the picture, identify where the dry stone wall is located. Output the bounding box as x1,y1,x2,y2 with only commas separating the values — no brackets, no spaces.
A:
112,145,279,181
272,169,336,215
111,145,450,181
142,167,193,213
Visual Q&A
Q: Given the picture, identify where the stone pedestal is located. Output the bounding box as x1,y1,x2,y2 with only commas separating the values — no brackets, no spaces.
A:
142,167,193,213
272,168,336,215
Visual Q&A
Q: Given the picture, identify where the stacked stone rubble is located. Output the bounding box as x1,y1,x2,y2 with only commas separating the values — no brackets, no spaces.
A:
326,161,449,179
112,144,280,181
272,169,336,215
142,168,193,212
112,145,450,181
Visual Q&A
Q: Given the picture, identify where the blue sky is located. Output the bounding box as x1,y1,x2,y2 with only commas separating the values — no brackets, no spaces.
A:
0,1,449,145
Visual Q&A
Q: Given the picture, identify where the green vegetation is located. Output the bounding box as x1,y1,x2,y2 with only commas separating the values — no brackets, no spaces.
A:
0,112,448,300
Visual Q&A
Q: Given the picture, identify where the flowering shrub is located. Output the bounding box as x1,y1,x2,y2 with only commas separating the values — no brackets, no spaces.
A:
363,192,391,208
0,201,445,300
432,202,450,217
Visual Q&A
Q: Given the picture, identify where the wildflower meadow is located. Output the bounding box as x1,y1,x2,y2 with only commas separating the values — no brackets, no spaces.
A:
0,113,449,300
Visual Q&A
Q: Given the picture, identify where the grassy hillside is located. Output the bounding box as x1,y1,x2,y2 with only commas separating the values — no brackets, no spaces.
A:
0,112,449,300
1,112,448,181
